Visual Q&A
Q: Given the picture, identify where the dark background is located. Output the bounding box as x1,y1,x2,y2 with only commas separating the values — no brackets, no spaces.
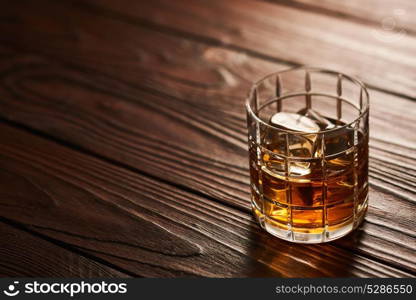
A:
0,0,415,277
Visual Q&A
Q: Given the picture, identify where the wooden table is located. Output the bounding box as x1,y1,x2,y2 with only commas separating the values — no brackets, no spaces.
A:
0,0,415,277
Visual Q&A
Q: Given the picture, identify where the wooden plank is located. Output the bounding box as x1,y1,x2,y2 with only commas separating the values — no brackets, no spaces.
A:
273,0,416,31
0,57,414,275
0,0,415,275
0,221,127,277
0,2,414,202
77,0,416,98
2,124,410,277
1,41,414,204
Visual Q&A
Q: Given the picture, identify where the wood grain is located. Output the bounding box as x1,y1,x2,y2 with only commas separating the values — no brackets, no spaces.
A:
0,221,127,277
2,123,412,277
273,0,416,32
0,0,414,277
84,0,416,98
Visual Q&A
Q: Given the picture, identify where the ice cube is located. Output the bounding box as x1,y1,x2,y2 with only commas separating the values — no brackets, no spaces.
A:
324,127,355,156
269,112,320,133
269,112,320,158
295,107,356,156
266,112,321,177
297,108,336,130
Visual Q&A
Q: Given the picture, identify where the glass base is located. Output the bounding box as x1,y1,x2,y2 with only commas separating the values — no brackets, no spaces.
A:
252,196,368,244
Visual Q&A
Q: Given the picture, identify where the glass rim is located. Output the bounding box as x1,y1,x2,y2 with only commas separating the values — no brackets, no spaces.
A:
245,66,370,135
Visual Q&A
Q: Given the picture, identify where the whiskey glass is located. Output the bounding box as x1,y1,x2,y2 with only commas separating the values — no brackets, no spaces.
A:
246,67,369,243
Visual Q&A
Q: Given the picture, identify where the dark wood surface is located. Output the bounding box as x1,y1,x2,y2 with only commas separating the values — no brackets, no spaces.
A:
0,0,414,277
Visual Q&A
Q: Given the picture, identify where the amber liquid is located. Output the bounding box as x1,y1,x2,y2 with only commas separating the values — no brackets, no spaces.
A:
249,117,368,236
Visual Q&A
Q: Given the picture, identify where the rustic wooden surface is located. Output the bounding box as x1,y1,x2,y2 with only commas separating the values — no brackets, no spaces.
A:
0,0,414,277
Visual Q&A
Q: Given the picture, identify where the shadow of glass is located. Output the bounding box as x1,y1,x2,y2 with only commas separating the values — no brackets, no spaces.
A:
244,217,365,277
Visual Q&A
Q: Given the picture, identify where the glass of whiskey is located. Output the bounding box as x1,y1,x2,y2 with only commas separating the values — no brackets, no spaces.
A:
246,67,369,243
